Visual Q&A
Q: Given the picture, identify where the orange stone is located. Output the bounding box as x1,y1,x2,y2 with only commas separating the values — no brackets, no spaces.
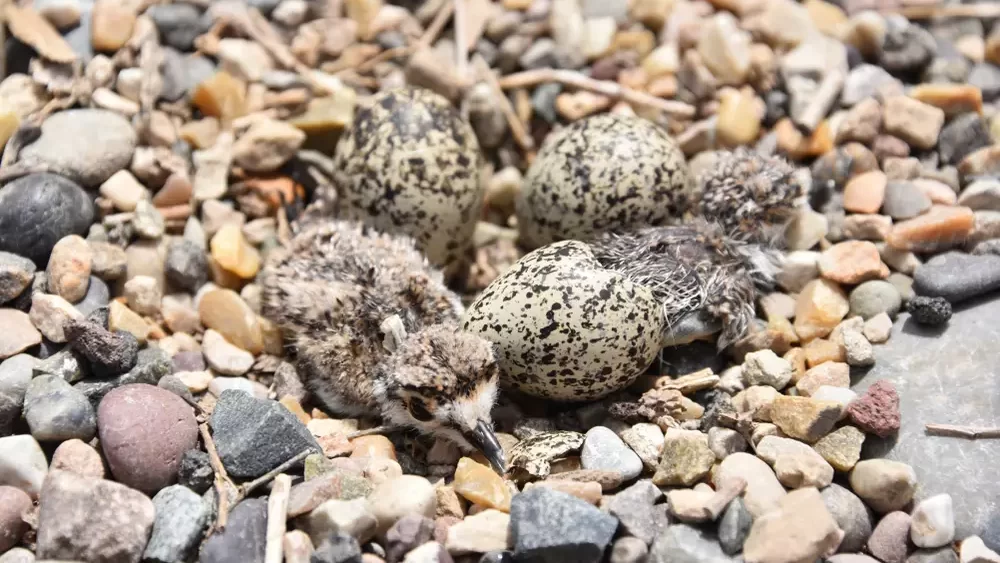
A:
784,347,808,382
192,71,248,123
90,0,135,52
802,338,846,367
793,279,849,342
910,84,983,118
524,480,603,505
152,173,193,207
843,171,887,214
453,457,512,512
351,435,397,460
280,396,311,425
886,205,975,253
717,90,762,147
243,176,304,210
210,223,261,279
198,288,265,354
776,118,833,160
817,241,889,284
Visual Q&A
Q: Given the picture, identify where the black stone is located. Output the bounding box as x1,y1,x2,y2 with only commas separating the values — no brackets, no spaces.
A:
147,4,205,51
907,296,953,326
165,239,208,292
312,533,363,563
878,24,936,77
763,90,788,127
74,347,172,407
0,173,94,266
969,62,1000,101
604,480,664,545
938,113,992,165
64,317,139,377
913,252,1000,304
178,449,214,494
648,524,735,563
201,498,268,563
210,390,322,480
509,487,618,563
718,497,753,555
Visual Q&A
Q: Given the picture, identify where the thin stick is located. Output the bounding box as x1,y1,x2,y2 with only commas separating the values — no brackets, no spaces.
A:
498,68,697,119
891,2,1000,19
453,0,468,77
925,423,1000,439
241,448,316,496
417,0,454,49
472,56,535,154
264,474,292,563
199,423,234,532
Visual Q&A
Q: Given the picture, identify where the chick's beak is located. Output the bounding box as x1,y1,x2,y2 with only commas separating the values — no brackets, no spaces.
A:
467,420,506,474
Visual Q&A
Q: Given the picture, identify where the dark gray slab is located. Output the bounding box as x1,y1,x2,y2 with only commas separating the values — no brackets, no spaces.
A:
855,293,1000,549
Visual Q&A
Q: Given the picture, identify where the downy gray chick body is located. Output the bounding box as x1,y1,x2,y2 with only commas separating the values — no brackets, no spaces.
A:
261,220,505,472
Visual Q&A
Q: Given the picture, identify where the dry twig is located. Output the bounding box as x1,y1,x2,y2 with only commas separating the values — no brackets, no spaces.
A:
472,56,535,156
498,68,697,119
199,422,235,533
264,474,292,563
925,423,1000,439
241,448,316,497
893,2,1000,19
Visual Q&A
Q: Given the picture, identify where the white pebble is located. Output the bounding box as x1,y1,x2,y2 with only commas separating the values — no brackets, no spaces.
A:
202,329,254,376
811,386,858,420
863,312,892,343
0,434,49,498
961,536,1000,563
742,349,793,390
843,330,875,367
910,494,954,548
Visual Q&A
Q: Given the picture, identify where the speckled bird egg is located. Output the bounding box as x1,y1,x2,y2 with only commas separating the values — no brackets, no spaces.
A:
333,87,482,272
515,113,694,248
462,241,663,402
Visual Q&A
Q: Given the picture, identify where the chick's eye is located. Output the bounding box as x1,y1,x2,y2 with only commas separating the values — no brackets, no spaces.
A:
407,399,434,422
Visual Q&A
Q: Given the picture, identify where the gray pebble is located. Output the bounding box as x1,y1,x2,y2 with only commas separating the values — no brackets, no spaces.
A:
609,537,648,563
312,532,363,563
19,110,137,187
165,239,208,292
34,348,89,383
0,354,39,434
882,181,932,220
840,64,901,106
200,497,267,563
888,272,915,302
580,426,643,481
510,487,619,563
907,547,959,563
937,113,991,165
143,485,209,563
913,251,1000,303
718,497,753,555
849,280,903,320
0,174,95,266
177,449,214,494
0,252,36,305
133,201,165,239
23,374,96,442
843,330,875,367
822,483,874,553
160,48,216,102
147,4,205,51
604,480,665,545
65,317,139,377
73,276,110,318
74,347,172,407
649,524,737,563
157,375,195,404
969,62,1000,101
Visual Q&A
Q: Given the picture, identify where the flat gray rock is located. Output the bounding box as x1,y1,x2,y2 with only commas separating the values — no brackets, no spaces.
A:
913,252,1000,304
856,294,1000,549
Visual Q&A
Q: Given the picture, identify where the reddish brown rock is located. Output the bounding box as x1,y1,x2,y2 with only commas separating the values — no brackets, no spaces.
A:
818,241,889,284
97,384,199,494
0,485,31,552
847,380,900,438
843,171,887,214
50,438,105,479
887,205,974,253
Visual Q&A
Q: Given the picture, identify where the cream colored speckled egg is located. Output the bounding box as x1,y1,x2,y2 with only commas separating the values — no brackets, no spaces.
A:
333,87,482,272
462,240,663,401
515,113,695,249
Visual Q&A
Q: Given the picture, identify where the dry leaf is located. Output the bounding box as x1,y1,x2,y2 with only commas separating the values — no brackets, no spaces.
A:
4,4,77,63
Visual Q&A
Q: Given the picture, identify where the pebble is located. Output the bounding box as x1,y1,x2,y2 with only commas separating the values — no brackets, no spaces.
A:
718,497,753,554
961,537,1000,563
368,475,437,536
303,497,378,545
143,484,209,563
883,181,933,220
36,470,155,562
715,452,786,518
796,362,849,396
524,480,603,505
698,13,751,85
822,483,874,553
0,252,35,305
147,3,204,51
50,438,104,479
843,171,887,214
165,239,208,292
909,547,960,563
813,425,865,471
868,511,912,563
610,536,648,563
840,64,899,106
132,201,165,239
287,468,374,517
19,109,137,187
89,242,128,282
232,118,306,172
794,279,850,341
770,395,841,442
938,113,992,165
100,170,148,212
312,532,363,563
653,428,715,487
742,349,794,389
960,180,1000,212
385,514,434,562
743,488,842,563
908,296,953,326
619,423,663,471
445,509,511,555
177,450,213,494
847,380,900,437
453,457,511,512
24,374,96,442
0,310,41,360
850,280,902,320
0,485,31,552
198,289,265,354
351,435,396,460
510,487,618,563
863,312,893,343
849,459,918,513
201,498,268,563
887,205,975,254
773,451,834,489
0,548,35,563
0,355,37,433
778,251,820,293
65,316,139,377
211,389,320,479
0,174,95,267
202,329,255,376
732,385,780,422
648,523,735,563
910,494,955,549
915,251,1000,304
46,235,92,303
881,95,944,150
29,293,83,343
708,427,747,460
580,426,643,481
605,480,664,544
843,329,875,367
842,214,892,242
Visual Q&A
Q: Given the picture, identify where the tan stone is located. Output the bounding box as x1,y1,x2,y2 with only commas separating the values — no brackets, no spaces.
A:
770,396,841,443
198,288,265,354
0,309,42,359
289,92,358,152
912,179,957,206
959,145,1000,180
717,90,761,147
794,279,849,342
843,171,887,214
886,205,974,253
802,338,845,367
743,488,843,563
804,0,846,36
812,425,864,471
842,214,892,242
90,0,135,52
835,98,881,145
453,457,511,512
191,72,248,124
47,235,92,303
109,300,151,344
818,241,889,284
882,96,945,151
796,362,849,396
210,223,261,279
697,13,752,85
910,84,983,118
523,480,602,505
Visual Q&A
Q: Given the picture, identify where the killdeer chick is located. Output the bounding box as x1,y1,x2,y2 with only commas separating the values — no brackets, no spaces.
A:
260,220,506,473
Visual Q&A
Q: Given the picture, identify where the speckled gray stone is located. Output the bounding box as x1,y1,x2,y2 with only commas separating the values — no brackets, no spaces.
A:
510,487,619,563
143,485,209,563
516,113,692,248
913,252,1000,304
822,483,874,553
23,374,96,442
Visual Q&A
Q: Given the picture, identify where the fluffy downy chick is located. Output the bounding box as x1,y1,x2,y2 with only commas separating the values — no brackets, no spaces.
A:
592,149,804,349
260,220,505,472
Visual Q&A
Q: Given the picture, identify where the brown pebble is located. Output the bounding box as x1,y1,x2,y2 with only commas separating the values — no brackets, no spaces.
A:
818,241,889,284
524,480,603,505
802,338,846,367
50,438,105,479
91,0,135,52
886,205,975,253
350,435,397,461
843,171,887,214
909,84,983,118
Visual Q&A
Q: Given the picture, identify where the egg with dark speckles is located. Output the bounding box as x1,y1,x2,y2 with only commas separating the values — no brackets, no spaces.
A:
333,87,482,273
462,241,663,401
515,113,694,249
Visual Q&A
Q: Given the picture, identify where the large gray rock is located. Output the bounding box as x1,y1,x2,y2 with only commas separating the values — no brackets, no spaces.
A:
143,485,209,563
510,487,618,563
209,390,321,479
23,374,96,442
36,470,155,562
200,497,268,563
604,480,665,545
857,294,1000,549
821,483,874,553
913,252,1000,304
19,109,137,187
0,174,95,266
